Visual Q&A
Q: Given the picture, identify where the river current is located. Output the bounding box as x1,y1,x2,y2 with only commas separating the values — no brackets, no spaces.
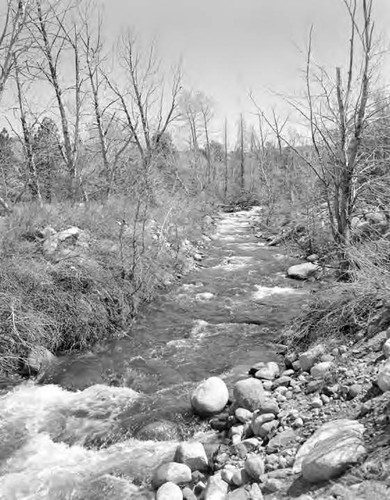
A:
0,208,312,499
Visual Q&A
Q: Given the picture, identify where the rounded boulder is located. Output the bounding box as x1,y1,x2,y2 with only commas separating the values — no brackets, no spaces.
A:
191,377,229,416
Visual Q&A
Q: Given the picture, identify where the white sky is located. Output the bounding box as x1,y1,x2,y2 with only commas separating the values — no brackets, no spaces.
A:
98,0,390,142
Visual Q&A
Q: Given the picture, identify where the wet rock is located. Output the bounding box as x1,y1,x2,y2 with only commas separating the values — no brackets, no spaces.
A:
23,346,56,377
299,345,326,372
136,420,181,441
152,462,192,489
293,419,365,476
310,361,333,379
174,442,208,472
287,263,320,280
203,474,229,500
191,377,229,416
244,454,265,480
250,361,280,380
156,482,183,500
233,378,265,411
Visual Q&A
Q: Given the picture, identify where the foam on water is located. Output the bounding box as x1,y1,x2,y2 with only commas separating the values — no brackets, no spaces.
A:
252,285,305,300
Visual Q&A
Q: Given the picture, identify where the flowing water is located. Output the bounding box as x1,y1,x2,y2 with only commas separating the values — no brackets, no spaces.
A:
0,208,313,499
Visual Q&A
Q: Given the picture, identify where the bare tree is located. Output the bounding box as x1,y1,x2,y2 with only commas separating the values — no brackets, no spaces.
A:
28,0,84,195
0,0,31,100
106,32,181,174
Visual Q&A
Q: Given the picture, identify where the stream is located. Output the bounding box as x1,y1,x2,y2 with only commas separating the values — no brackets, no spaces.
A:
0,208,313,499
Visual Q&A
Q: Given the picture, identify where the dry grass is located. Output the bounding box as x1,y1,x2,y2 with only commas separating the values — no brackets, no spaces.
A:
0,193,212,375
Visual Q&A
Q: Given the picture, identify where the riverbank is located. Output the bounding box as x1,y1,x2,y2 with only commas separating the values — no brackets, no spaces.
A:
0,195,214,381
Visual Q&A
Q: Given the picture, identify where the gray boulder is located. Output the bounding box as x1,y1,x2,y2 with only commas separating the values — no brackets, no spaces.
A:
191,377,229,416
287,263,320,280
233,378,265,411
174,442,208,472
156,481,183,500
152,462,192,489
293,419,365,480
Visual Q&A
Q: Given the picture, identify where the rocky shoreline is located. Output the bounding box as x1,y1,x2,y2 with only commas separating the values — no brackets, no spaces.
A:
147,330,390,500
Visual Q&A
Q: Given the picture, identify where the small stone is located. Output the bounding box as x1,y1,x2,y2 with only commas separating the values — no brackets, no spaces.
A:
292,360,301,371
292,417,304,428
348,384,363,399
248,483,264,500
203,475,229,500
287,262,320,280
383,339,390,358
262,380,273,391
255,420,278,439
251,361,280,380
284,352,298,369
235,408,253,424
174,442,209,472
306,380,322,394
221,468,235,484
272,376,292,389
378,361,390,392
311,397,323,409
251,413,275,435
244,454,265,480
299,345,326,372
262,477,284,492
227,487,250,500
182,486,197,500
156,482,183,500
232,468,250,486
320,394,330,404
310,361,333,379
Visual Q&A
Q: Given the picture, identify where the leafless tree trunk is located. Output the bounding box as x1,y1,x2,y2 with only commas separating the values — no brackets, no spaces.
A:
239,113,245,190
224,118,228,200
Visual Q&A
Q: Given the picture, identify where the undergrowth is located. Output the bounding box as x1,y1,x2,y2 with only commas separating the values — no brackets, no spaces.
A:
0,194,213,375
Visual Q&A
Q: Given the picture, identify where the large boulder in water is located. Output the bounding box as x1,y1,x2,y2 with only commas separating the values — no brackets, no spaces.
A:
135,420,182,441
191,377,229,416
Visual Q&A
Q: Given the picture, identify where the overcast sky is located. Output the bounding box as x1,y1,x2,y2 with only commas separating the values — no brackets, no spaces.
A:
98,0,390,141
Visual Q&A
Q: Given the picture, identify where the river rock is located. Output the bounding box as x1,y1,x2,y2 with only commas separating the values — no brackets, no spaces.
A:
250,361,280,380
136,420,181,441
378,361,390,392
156,481,183,500
287,263,320,280
233,378,265,411
203,474,229,500
383,339,390,358
248,483,264,500
23,346,56,376
301,431,366,483
299,344,326,372
183,487,197,500
310,361,334,379
254,419,278,439
174,442,208,472
293,419,365,476
244,454,265,480
235,408,253,424
228,487,250,500
267,429,297,453
191,377,229,416
152,462,192,489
